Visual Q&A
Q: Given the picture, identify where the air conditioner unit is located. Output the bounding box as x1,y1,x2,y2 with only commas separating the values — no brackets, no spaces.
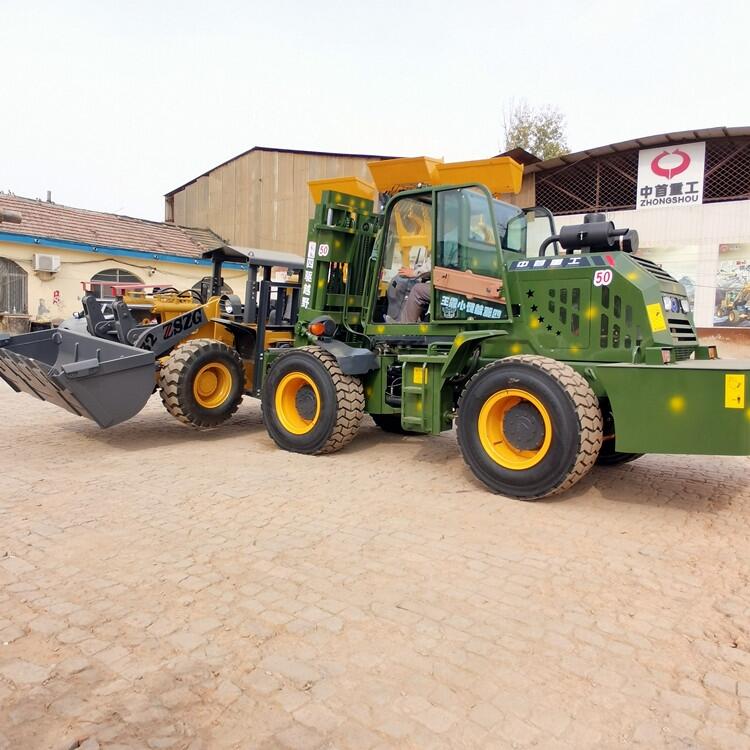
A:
33,253,61,273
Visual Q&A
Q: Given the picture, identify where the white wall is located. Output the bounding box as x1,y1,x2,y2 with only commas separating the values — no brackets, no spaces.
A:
0,240,250,322
545,201,750,329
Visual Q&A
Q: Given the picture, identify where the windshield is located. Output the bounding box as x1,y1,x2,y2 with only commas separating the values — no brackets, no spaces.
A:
492,199,526,253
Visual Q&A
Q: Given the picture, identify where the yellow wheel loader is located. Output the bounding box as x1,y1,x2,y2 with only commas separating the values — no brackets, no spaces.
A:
0,246,302,428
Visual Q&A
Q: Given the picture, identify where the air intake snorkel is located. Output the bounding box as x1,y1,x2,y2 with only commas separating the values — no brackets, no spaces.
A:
539,212,639,256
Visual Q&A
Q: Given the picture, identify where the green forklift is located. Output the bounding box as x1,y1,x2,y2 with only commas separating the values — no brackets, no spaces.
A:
260,157,749,498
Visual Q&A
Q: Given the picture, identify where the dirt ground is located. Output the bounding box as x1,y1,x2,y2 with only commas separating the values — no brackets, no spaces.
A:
1,348,750,749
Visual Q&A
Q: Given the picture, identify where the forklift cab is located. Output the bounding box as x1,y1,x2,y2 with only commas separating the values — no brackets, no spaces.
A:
373,185,528,325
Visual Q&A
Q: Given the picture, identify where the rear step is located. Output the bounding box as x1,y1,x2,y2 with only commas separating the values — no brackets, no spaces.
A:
0,328,156,428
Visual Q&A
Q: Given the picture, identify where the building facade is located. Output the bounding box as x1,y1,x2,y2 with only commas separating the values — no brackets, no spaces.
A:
164,146,390,254
0,194,248,328
507,127,750,332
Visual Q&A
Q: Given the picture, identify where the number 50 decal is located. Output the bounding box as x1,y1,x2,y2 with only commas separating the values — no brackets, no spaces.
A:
593,269,613,287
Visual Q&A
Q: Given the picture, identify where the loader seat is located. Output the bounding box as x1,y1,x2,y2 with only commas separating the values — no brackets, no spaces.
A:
266,293,298,327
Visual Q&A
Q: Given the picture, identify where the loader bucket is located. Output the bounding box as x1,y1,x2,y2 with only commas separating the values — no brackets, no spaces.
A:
0,328,156,428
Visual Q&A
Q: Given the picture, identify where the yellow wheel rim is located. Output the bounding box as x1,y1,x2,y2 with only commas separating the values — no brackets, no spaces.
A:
275,372,321,435
193,362,233,409
478,388,552,470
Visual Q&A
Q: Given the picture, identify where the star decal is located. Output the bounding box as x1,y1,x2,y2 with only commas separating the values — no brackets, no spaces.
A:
526,289,534,298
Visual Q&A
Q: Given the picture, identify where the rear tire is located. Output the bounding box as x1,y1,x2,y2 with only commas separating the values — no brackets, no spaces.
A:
456,355,602,500
159,338,244,428
262,346,364,454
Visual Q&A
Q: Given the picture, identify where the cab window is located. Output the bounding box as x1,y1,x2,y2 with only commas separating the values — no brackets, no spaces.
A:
436,188,498,276
435,188,509,322
381,196,433,284
374,195,433,323
493,199,526,253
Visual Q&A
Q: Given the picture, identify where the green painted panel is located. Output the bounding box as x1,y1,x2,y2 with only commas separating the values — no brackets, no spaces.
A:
595,361,750,455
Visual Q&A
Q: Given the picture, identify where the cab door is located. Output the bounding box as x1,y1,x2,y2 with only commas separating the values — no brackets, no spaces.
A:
432,187,507,322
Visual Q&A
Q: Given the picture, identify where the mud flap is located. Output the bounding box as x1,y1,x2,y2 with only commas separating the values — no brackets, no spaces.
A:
0,329,156,428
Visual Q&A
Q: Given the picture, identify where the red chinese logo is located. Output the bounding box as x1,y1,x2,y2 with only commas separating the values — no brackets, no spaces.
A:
650,148,691,180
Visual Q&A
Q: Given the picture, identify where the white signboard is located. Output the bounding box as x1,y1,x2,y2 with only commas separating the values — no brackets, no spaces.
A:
637,141,705,210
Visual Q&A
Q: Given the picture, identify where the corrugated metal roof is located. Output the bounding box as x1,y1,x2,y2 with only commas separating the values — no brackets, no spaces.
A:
525,125,750,173
165,145,398,197
0,193,225,259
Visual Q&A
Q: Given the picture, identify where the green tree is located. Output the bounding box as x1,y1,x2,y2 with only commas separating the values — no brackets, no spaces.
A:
502,100,569,161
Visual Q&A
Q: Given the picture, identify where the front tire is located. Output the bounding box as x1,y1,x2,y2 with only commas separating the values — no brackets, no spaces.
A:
456,355,603,500
159,339,244,428
262,346,364,454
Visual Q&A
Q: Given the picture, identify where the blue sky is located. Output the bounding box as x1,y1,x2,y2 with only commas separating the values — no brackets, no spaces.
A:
2,0,748,221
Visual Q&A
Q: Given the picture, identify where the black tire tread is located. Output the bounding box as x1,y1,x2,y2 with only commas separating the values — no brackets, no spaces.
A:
158,338,243,428
264,345,365,454
457,354,603,499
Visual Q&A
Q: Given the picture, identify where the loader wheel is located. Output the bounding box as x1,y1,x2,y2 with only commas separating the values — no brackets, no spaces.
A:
262,346,364,454
159,338,244,428
456,355,603,500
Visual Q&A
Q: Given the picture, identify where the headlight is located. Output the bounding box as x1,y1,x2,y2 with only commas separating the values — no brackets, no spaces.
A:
225,304,234,314
680,299,690,313
662,295,683,313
